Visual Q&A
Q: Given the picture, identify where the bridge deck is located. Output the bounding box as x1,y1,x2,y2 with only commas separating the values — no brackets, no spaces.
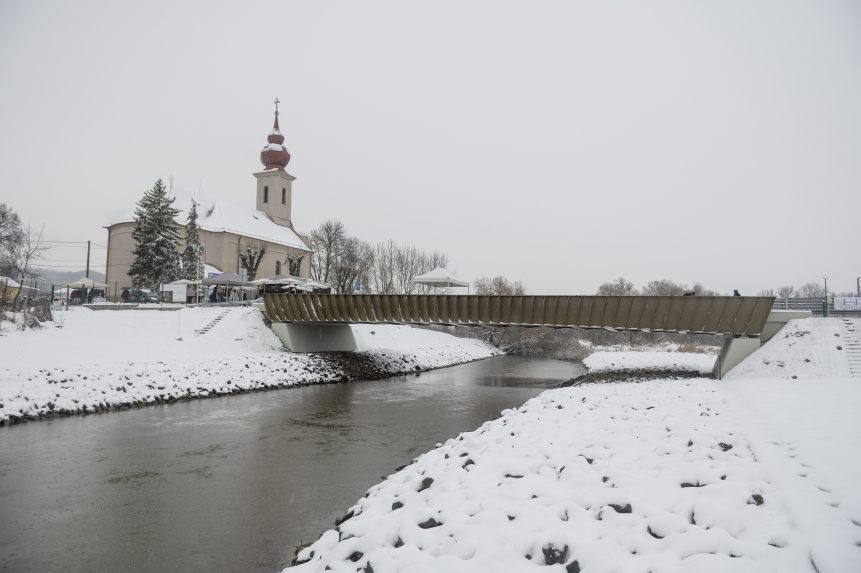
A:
264,294,774,337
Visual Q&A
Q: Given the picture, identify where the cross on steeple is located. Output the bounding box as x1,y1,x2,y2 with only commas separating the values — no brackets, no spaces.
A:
274,97,280,116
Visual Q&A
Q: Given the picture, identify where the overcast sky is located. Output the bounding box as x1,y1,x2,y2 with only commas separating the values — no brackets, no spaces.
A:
1,0,859,294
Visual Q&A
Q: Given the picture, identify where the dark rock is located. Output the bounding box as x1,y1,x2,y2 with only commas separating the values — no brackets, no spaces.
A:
567,559,581,572
609,503,632,514
394,537,404,548
392,501,404,511
347,551,363,562
335,509,354,527
647,526,663,539
602,476,609,483
542,543,569,565
417,477,433,492
290,547,313,566
719,443,733,452
418,517,442,529
687,440,693,447
462,458,475,469
680,482,705,488
751,494,764,506
504,474,523,479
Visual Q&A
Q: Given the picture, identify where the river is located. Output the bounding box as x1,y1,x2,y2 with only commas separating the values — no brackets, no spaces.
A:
0,355,583,573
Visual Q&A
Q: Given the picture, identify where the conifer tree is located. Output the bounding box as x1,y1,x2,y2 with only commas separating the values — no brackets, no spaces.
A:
182,199,204,281
128,179,181,290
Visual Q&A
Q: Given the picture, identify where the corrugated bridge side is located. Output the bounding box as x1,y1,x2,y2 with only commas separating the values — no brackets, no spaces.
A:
264,295,774,337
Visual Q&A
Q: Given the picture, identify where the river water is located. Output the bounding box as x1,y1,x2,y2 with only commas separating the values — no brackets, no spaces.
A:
0,355,583,573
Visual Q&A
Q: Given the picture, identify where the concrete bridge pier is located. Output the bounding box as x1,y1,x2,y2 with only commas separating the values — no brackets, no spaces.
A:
271,323,358,353
713,336,761,379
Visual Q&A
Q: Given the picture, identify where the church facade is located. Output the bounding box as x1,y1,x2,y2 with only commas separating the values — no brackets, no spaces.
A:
105,104,312,291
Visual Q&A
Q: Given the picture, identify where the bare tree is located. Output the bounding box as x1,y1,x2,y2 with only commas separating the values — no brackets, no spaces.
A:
310,219,346,284
309,219,449,294
239,245,266,281
372,240,398,294
10,224,47,311
596,277,636,296
331,237,374,294
474,275,526,295
798,282,825,298
286,254,304,277
641,279,686,296
394,245,424,294
776,285,795,299
757,288,776,297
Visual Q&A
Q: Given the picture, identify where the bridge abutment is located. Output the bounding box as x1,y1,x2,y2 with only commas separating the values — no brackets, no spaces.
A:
713,336,761,379
271,323,358,353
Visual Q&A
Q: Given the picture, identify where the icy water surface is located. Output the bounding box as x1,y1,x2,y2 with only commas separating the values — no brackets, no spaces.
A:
0,355,582,573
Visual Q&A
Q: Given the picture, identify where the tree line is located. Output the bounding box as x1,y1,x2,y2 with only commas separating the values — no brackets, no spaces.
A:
595,277,718,296
597,277,856,298
309,219,450,294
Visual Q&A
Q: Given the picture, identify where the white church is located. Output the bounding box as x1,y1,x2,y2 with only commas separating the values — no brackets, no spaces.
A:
104,102,312,291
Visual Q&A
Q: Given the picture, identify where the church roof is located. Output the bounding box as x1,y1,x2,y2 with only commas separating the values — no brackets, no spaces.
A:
108,196,311,252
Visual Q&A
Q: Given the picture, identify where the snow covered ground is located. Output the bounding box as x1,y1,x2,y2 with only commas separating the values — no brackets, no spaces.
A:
0,306,497,425
583,349,716,375
290,318,861,572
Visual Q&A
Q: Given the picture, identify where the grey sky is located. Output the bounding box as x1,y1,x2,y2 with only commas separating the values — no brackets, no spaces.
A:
1,0,859,294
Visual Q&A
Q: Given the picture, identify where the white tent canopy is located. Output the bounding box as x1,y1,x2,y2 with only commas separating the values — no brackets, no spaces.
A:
65,277,108,288
412,267,469,288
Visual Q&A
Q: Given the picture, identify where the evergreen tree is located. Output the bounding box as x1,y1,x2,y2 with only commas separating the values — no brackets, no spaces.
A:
182,199,204,281
128,179,181,290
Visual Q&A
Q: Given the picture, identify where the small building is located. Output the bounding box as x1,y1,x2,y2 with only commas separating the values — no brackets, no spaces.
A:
105,103,312,294
0,276,21,301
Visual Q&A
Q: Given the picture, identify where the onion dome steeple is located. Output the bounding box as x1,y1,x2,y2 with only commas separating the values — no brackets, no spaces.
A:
260,98,291,170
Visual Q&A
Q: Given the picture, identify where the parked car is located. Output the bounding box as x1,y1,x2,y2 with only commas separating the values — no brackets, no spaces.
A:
129,288,159,303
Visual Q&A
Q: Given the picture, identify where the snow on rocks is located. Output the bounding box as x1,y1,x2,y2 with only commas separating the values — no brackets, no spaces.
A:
726,317,854,380
290,378,832,572
584,349,716,375
0,308,497,425
289,318,861,572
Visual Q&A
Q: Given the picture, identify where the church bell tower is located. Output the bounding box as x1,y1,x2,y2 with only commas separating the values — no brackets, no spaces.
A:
254,98,295,228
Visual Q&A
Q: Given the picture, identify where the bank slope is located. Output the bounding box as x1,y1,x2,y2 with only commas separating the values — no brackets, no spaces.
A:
290,318,861,572
0,308,497,425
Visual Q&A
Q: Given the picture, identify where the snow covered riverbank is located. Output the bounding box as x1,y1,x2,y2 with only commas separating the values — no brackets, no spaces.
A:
0,307,498,425
290,318,861,572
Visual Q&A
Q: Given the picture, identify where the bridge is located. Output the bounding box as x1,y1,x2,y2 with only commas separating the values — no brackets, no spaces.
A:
263,294,791,376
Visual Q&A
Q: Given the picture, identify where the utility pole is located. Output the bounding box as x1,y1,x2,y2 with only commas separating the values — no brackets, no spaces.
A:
86,240,91,279
823,274,829,317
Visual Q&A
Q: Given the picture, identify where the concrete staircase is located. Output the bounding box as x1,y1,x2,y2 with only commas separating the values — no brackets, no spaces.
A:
841,319,861,377
195,309,232,336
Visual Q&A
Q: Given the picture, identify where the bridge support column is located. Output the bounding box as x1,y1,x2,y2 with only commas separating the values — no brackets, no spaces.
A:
270,323,358,353
713,336,761,379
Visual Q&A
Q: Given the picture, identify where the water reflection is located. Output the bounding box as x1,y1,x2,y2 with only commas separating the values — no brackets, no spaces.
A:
0,355,582,573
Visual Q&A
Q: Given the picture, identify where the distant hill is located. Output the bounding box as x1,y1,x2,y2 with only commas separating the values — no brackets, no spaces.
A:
33,269,106,288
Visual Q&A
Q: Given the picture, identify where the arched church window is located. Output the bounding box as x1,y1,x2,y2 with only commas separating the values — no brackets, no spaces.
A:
264,186,269,203
282,188,286,204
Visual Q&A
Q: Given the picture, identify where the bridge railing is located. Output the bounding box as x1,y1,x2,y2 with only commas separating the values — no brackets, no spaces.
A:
264,294,775,337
